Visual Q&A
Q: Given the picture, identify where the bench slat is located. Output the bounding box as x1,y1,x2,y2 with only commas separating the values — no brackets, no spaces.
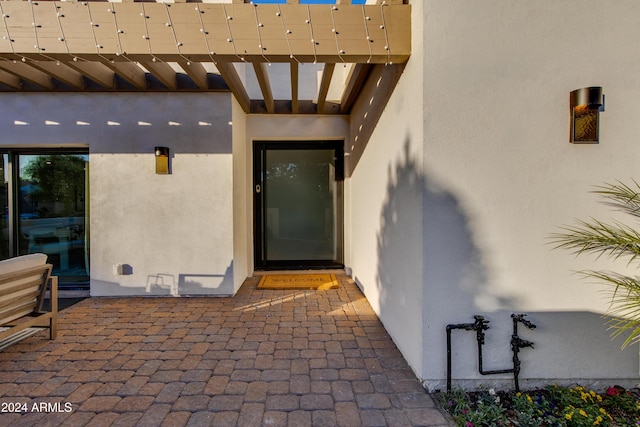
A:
0,288,41,312
0,264,51,283
0,302,41,326
0,281,42,302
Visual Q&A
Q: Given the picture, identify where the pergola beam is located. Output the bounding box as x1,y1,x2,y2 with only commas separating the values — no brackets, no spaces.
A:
290,62,299,114
0,61,54,89
104,61,147,89
178,60,208,90
65,61,116,89
0,68,21,90
340,63,371,113
253,62,274,114
316,63,335,114
215,62,250,113
141,60,177,90
26,60,85,90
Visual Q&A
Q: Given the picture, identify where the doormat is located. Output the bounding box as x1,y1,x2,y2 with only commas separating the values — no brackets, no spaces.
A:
257,274,339,290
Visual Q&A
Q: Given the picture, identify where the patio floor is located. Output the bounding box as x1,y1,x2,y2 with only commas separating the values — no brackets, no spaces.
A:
0,274,452,426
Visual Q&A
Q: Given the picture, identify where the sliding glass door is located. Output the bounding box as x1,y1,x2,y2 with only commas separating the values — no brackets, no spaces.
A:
1,150,89,288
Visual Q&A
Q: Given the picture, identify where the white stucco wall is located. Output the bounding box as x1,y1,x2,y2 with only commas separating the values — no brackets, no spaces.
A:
420,0,640,390
348,0,640,391
346,2,426,379
232,98,252,282
0,92,237,296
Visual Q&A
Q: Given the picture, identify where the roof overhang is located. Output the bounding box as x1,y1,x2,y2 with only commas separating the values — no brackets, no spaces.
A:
0,0,411,115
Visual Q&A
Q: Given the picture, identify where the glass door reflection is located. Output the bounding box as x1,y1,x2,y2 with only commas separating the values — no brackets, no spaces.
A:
0,151,89,287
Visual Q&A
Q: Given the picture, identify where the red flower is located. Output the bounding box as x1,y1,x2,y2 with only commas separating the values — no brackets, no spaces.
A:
607,386,625,396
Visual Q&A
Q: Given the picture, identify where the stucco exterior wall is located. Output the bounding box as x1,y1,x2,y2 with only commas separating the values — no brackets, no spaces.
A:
346,3,426,379
0,92,236,296
232,98,252,284
419,0,640,390
347,0,640,391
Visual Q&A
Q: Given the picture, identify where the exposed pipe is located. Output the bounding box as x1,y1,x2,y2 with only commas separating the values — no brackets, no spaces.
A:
446,313,536,392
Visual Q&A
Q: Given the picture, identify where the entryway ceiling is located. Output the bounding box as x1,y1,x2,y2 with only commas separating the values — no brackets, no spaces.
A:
0,0,410,114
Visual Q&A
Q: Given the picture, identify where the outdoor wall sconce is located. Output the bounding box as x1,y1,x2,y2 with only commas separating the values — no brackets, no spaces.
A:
155,146,170,174
570,87,604,144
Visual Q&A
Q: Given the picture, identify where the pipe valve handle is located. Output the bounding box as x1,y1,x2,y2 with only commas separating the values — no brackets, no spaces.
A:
514,338,534,349
512,314,536,330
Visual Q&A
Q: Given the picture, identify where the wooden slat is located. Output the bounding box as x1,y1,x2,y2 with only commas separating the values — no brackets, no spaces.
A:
104,60,147,89
25,60,85,89
253,62,274,114
0,303,37,326
0,68,22,89
340,63,371,113
0,289,40,312
65,60,116,89
290,62,298,114
0,276,46,295
0,60,54,89
216,61,250,113
0,264,50,281
141,60,177,90
177,60,208,90
316,62,335,114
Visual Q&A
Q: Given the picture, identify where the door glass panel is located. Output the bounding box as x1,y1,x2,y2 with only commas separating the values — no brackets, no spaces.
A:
265,149,338,262
17,154,89,284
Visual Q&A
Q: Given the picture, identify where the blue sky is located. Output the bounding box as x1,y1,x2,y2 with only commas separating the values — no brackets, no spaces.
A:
251,0,367,4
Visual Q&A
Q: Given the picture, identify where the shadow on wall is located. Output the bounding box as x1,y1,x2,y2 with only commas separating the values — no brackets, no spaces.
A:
92,261,234,296
375,138,427,324
375,138,512,322
3,93,232,154
373,138,639,389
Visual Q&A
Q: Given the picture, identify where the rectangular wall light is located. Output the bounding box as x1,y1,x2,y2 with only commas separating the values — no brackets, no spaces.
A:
570,87,604,144
155,146,170,174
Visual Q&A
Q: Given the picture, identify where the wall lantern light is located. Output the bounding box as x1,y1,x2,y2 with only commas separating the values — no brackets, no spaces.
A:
570,86,604,144
155,146,170,174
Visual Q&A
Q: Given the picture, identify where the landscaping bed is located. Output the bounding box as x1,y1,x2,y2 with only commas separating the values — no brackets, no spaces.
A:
438,385,640,426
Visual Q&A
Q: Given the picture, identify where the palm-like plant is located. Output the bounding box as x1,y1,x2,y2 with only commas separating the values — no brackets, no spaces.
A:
551,180,640,348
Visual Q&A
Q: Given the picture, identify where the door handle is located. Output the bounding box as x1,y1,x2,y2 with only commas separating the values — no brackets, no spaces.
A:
256,184,261,193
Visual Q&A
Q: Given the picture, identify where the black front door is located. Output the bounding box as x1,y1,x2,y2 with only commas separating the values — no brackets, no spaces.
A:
254,141,344,270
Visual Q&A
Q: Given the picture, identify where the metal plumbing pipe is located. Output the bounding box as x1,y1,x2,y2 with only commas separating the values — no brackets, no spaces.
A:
445,314,535,392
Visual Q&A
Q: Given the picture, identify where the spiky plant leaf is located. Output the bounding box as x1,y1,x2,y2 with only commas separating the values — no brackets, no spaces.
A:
593,180,640,219
577,270,640,348
552,181,640,349
550,219,640,265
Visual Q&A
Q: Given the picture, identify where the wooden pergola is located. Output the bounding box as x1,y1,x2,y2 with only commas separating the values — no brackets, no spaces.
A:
0,0,410,114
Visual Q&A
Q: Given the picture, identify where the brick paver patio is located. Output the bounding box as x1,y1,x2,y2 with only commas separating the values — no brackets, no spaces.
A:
0,274,452,426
